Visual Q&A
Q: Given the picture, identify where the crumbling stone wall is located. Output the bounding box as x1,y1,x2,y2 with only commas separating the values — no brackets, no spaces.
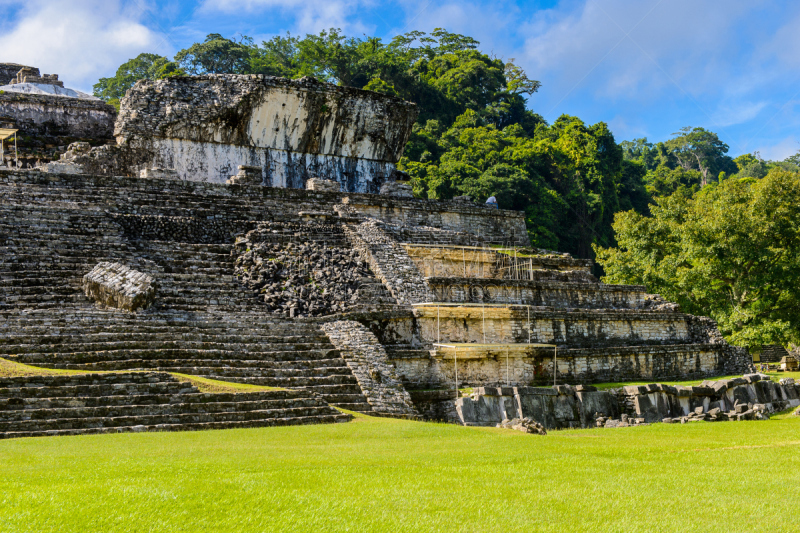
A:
0,92,115,139
112,75,418,191
321,321,419,417
456,375,800,430
0,63,36,85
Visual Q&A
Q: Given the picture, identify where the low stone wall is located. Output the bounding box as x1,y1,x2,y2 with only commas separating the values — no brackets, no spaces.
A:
622,375,800,422
403,245,593,278
413,306,690,347
456,385,619,429
428,277,646,308
0,92,115,139
109,213,257,244
455,375,800,430
320,321,419,417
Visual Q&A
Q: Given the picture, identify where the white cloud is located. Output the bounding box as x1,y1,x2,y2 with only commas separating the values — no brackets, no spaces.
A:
710,101,769,128
1,0,163,93
755,136,799,162
200,0,375,35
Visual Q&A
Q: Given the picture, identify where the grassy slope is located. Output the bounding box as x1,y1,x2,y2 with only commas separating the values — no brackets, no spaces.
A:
0,358,277,394
1,413,799,532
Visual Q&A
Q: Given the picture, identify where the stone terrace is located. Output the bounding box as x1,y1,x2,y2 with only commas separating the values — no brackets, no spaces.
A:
0,372,348,439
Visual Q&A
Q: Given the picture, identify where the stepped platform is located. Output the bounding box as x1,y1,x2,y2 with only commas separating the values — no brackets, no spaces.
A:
402,244,593,279
411,303,692,348
0,165,751,428
427,277,647,308
389,342,728,387
0,372,350,439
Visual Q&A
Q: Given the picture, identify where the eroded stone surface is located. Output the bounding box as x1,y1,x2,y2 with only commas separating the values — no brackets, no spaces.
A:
321,320,419,417
109,75,418,191
83,262,156,312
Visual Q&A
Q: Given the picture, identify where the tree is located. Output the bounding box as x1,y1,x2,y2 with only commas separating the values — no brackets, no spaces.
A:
595,168,800,348
665,127,736,187
93,53,184,109
174,33,251,74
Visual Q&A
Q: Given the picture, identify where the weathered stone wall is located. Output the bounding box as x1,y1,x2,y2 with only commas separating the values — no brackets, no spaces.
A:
413,306,691,347
0,92,115,139
429,277,646,308
320,321,418,417
113,75,417,191
455,375,799,430
456,385,619,429
403,245,592,277
389,343,733,388
0,63,36,86
346,199,529,246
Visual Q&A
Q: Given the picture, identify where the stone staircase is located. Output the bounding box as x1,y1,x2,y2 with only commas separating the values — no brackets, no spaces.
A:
0,173,375,415
0,372,350,439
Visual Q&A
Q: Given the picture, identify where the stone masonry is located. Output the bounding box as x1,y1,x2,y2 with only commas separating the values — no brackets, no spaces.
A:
344,219,435,305
83,262,156,312
109,75,418,191
321,321,419,417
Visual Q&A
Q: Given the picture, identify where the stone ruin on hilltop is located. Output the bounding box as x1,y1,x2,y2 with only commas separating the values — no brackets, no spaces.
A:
42,74,417,193
0,62,116,169
0,72,790,440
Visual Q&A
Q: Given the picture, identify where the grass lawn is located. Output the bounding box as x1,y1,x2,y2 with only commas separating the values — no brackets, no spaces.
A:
1,412,799,532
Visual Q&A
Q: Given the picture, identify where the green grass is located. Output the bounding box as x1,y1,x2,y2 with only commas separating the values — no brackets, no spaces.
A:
2,413,800,532
0,359,279,394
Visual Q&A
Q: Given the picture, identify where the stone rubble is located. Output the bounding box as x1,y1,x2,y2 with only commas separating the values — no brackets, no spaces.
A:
379,181,413,198
306,178,341,192
226,165,263,186
497,417,547,435
233,222,390,317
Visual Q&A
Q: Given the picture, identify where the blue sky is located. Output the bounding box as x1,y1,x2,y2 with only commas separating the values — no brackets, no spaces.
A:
3,0,800,159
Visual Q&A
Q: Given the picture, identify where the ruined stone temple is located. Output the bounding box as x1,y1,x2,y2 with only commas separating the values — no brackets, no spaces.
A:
0,73,775,439
0,63,116,140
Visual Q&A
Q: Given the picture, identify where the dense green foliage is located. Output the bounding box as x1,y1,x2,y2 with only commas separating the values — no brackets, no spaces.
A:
93,53,184,109
596,169,800,349
2,413,799,532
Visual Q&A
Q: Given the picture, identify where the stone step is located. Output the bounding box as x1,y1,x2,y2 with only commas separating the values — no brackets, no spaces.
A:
0,389,310,410
0,410,351,435
0,397,329,421
4,345,338,359
188,373,359,387
0,415,352,440
12,358,350,372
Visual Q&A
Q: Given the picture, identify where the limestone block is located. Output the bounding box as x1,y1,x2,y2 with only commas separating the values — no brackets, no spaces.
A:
83,262,156,312
39,161,83,174
379,181,413,198
306,178,341,192
140,168,178,180
226,165,263,186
